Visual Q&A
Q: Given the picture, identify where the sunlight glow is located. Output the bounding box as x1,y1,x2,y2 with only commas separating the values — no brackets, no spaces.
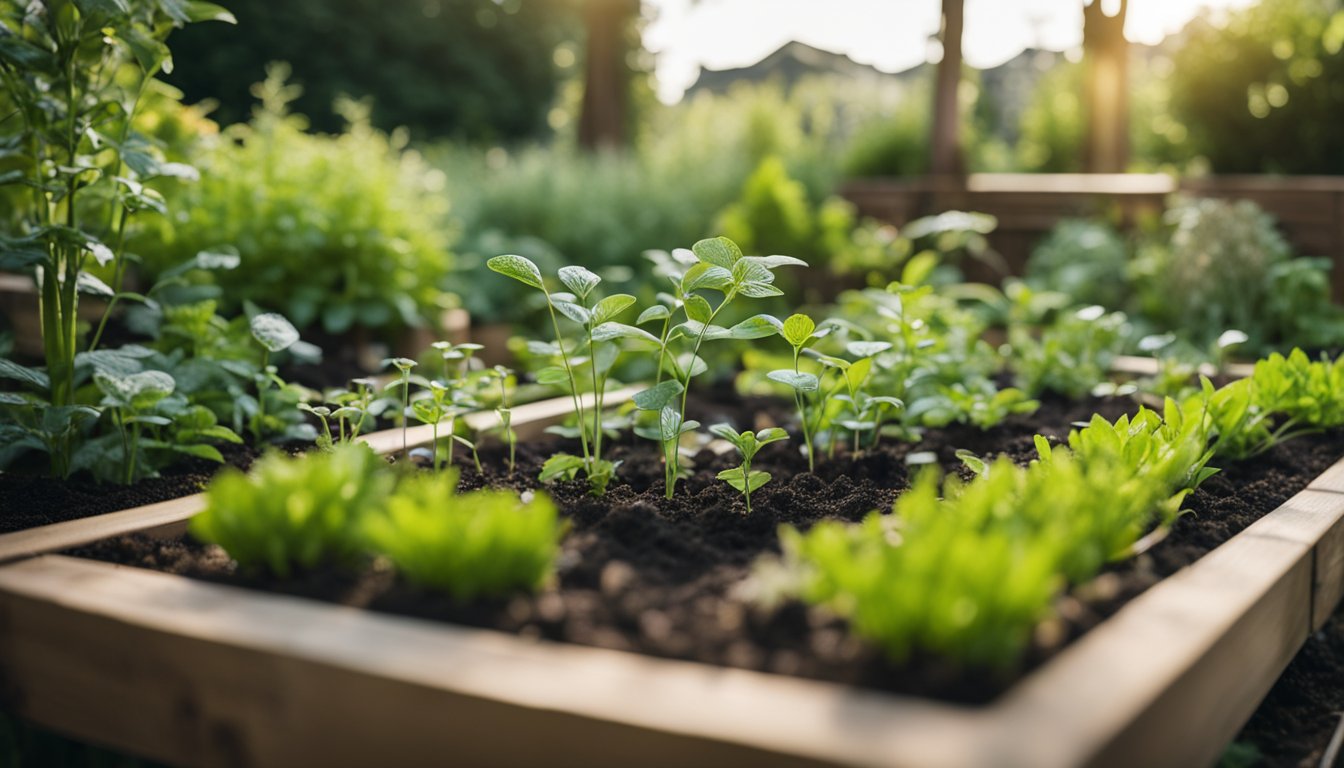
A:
645,0,1259,103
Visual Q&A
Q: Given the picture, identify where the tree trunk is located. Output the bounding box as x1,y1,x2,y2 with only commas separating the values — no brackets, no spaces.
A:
1083,0,1130,172
930,0,965,176
578,0,634,150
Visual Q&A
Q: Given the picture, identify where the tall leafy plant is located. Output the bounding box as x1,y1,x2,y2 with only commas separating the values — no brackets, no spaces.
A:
0,0,233,475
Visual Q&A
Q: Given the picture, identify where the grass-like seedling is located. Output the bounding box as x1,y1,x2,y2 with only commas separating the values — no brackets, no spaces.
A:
486,365,519,475
709,424,788,514
362,469,565,599
189,444,394,578
382,357,419,460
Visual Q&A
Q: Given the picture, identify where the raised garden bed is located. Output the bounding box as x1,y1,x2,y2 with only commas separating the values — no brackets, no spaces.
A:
0,382,1342,767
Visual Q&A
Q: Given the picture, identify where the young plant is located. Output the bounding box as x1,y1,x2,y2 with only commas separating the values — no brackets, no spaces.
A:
249,312,301,442
709,424,788,514
629,237,805,497
189,444,394,578
486,365,518,476
382,357,419,460
1204,349,1344,460
94,370,175,485
362,469,565,600
768,313,829,471
410,380,481,472
488,256,640,493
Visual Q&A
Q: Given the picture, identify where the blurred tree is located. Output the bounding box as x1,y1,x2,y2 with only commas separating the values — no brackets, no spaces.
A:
1082,0,1129,172
163,0,577,141
1170,0,1344,174
578,0,641,148
930,0,966,175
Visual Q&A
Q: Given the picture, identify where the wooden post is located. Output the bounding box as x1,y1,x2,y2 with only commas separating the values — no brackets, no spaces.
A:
929,0,965,177
577,0,635,150
1082,0,1130,173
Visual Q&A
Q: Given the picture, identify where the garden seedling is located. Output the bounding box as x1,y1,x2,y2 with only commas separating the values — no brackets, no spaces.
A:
629,238,804,497
486,365,518,476
489,256,642,493
382,357,419,460
249,313,301,443
768,313,830,471
709,424,788,514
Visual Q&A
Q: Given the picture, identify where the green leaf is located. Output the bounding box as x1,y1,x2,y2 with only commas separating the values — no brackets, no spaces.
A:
1034,434,1053,461
633,380,683,411
683,263,734,292
675,320,730,341
77,272,115,298
539,452,585,483
692,237,743,269
94,370,175,410
782,314,816,348
0,358,50,391
558,265,601,298
592,294,636,325
659,406,683,442
755,427,789,444
728,314,782,340
536,366,570,385
708,423,742,443
847,341,893,359
250,313,299,352
683,294,713,323
736,281,784,299
487,254,544,290
182,0,236,23
160,247,240,279
553,301,591,325
591,322,661,346
767,370,819,392
744,255,808,269
718,468,771,493
955,449,990,478
637,305,671,325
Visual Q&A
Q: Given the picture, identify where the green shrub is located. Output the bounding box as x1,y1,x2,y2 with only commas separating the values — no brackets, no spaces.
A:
1134,197,1344,352
131,65,453,335
1025,219,1130,310
841,106,929,178
189,444,393,577
363,469,564,599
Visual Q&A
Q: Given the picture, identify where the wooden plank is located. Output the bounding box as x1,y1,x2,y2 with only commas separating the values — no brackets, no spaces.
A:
1307,457,1344,495
1109,354,1254,381
0,556,992,768
0,494,205,565
990,532,1311,768
1243,490,1344,629
0,388,638,564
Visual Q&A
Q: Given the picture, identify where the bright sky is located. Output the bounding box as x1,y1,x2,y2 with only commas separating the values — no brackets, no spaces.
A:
644,0,1258,103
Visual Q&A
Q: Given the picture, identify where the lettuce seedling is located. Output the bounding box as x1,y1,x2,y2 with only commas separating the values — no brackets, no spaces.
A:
362,469,565,600
190,444,394,577
1205,349,1344,459
768,313,830,471
249,312,301,443
709,424,788,514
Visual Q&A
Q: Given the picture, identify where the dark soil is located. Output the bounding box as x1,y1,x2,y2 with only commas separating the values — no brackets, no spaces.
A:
1225,606,1344,767
0,444,264,534
71,389,1344,704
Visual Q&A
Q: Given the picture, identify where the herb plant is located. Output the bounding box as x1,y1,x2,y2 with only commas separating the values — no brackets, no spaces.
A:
190,443,393,577
362,469,564,600
382,357,418,460
709,424,788,514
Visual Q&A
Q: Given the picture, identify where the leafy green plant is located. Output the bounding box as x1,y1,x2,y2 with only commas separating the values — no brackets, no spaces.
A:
768,313,829,470
362,469,564,600
190,443,393,577
1009,305,1130,399
709,424,787,514
130,65,452,334
410,380,480,473
1025,219,1130,310
769,397,1217,669
0,0,232,474
299,379,373,451
488,255,643,493
248,312,301,442
1206,349,1344,460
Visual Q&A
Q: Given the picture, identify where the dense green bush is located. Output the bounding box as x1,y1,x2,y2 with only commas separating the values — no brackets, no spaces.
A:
1170,0,1344,174
131,67,453,334
1025,219,1131,310
161,0,574,141
1134,197,1344,352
